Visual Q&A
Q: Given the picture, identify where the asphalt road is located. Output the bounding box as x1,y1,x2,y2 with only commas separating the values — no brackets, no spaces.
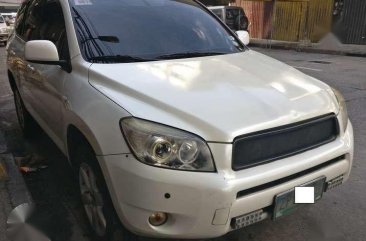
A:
0,46,365,241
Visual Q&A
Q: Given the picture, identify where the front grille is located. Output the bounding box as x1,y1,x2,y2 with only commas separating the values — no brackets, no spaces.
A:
232,114,339,171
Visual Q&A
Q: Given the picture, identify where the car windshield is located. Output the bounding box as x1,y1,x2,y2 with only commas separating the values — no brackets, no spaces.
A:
69,0,245,63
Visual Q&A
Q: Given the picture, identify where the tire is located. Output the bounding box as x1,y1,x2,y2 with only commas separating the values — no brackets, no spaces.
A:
14,89,38,138
75,144,138,241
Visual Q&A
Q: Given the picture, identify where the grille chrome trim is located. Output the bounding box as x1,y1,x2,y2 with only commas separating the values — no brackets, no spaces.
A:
232,114,339,171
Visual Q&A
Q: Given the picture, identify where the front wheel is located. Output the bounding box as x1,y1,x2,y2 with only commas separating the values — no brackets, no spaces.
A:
75,145,137,241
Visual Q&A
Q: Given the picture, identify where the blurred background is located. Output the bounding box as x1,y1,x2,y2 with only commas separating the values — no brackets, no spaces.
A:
202,0,365,45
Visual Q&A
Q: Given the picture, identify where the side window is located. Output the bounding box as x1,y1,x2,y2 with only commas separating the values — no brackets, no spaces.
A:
15,1,30,37
22,0,43,41
57,33,70,61
21,0,69,60
39,1,69,60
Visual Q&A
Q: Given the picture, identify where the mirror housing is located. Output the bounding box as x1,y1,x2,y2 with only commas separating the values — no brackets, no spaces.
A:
236,30,250,46
25,40,60,62
25,40,71,72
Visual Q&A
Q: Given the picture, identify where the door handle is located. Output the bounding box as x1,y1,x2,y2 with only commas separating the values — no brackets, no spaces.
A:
27,64,35,71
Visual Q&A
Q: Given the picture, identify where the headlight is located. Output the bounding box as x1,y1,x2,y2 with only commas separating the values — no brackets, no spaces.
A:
120,117,215,172
0,28,7,34
332,88,348,131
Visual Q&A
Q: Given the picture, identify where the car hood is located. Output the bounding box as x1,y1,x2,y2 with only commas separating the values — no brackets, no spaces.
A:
88,50,338,142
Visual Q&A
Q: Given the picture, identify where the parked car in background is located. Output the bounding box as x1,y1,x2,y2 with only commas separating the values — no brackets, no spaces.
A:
7,0,352,240
1,12,16,25
0,14,9,46
1,13,16,38
208,6,249,31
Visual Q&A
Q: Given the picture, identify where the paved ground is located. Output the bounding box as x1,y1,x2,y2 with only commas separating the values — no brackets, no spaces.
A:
0,46,365,241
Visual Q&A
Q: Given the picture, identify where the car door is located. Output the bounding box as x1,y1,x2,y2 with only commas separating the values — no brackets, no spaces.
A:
7,1,34,113
24,0,70,143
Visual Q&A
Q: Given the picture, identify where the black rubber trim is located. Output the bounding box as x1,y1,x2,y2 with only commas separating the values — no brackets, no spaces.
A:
232,113,339,171
236,155,345,199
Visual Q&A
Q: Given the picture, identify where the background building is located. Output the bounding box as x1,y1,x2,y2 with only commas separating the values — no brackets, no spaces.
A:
230,0,365,45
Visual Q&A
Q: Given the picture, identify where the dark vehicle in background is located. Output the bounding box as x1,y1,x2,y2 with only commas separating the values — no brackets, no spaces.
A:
208,6,249,31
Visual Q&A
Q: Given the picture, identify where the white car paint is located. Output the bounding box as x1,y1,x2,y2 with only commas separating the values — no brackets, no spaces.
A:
7,0,353,239
89,51,338,143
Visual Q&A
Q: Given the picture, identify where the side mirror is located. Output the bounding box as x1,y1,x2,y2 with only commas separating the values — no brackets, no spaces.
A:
236,30,250,46
25,40,60,63
25,40,70,71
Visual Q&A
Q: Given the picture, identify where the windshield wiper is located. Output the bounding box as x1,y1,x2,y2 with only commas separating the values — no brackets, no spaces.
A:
89,55,154,63
156,52,227,60
82,35,120,43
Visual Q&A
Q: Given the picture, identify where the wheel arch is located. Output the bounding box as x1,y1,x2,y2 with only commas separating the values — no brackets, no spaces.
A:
66,123,102,167
7,70,16,92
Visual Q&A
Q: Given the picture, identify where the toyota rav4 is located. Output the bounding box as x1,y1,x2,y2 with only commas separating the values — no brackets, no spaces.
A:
7,0,353,240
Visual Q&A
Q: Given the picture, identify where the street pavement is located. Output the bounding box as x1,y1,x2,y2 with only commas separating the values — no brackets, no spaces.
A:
0,46,365,241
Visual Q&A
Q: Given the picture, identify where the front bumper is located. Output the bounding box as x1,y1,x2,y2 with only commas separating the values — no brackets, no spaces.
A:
98,121,353,239
0,33,8,42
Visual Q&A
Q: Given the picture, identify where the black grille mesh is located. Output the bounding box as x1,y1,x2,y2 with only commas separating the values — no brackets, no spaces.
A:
232,114,339,171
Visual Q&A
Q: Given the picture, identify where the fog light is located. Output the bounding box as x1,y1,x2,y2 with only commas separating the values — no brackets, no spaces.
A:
148,212,168,226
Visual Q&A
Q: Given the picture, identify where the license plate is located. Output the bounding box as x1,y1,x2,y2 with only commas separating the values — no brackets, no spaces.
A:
273,176,326,219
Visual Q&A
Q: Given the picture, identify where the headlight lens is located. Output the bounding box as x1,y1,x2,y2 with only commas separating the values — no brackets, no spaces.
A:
332,88,348,131
0,28,7,33
120,117,215,172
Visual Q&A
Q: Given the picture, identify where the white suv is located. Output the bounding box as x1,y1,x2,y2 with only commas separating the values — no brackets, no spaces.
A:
7,0,353,240
0,14,9,45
